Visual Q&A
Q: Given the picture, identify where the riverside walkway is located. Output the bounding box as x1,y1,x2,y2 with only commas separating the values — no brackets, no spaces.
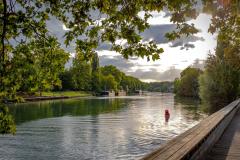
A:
141,99,240,160
206,109,240,160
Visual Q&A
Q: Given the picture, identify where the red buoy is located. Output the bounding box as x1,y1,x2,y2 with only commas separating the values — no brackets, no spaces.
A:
165,109,170,123
165,109,170,115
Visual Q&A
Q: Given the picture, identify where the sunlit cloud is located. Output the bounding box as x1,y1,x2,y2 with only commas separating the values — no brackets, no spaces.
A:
62,24,71,31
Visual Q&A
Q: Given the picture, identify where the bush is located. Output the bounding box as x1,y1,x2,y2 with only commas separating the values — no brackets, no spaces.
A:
0,105,16,134
199,54,240,112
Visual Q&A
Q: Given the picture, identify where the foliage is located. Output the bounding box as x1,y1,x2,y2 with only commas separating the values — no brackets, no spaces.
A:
0,105,16,134
174,67,202,97
32,38,69,94
0,37,69,99
199,48,240,110
120,75,145,92
71,53,92,91
99,65,145,92
100,65,123,88
173,78,181,94
199,3,240,110
199,55,240,111
100,74,118,91
59,69,75,91
91,53,101,93
60,63,146,93
147,82,174,92
91,71,101,93
11,37,69,96
0,0,199,67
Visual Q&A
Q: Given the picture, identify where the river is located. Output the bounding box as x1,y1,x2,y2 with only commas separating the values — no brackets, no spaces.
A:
0,93,207,160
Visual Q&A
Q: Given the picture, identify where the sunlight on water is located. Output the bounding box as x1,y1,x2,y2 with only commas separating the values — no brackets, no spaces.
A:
0,94,206,160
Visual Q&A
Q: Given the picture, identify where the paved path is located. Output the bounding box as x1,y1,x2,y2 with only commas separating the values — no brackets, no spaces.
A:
206,109,240,160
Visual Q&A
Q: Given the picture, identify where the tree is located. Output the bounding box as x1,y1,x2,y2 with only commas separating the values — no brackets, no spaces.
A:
199,55,240,111
11,37,69,96
173,78,181,94
59,69,75,91
199,3,240,110
199,44,240,110
101,65,123,89
148,82,174,92
91,53,101,93
71,52,92,91
2,0,199,60
91,53,100,72
34,38,70,95
120,75,144,92
100,74,118,91
174,67,202,97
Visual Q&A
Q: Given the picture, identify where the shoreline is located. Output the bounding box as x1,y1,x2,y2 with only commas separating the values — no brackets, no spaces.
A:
22,93,96,103
2,92,175,104
1,91,94,104
24,95,91,102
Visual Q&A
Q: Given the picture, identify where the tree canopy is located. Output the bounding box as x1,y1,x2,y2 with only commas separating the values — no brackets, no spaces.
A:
60,62,146,93
199,1,240,111
174,67,202,98
0,0,198,61
1,37,69,99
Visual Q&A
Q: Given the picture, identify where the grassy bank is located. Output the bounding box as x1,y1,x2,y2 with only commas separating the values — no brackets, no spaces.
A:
36,91,92,97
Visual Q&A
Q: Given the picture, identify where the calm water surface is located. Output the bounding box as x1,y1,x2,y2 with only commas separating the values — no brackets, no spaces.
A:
0,93,206,160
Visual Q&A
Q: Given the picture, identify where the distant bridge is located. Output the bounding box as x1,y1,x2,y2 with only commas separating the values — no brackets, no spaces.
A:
141,99,240,160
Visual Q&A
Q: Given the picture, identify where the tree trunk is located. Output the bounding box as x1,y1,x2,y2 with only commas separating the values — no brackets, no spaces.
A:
0,0,7,91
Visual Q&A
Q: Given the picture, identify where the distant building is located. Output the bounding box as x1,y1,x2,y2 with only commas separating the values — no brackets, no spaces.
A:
116,90,126,96
100,91,115,97
134,90,143,95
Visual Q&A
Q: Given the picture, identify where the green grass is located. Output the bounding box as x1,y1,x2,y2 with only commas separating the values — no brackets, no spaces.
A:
39,91,92,97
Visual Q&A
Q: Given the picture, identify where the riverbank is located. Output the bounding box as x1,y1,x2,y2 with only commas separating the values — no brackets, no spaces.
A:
24,91,92,102
0,91,93,104
36,91,91,97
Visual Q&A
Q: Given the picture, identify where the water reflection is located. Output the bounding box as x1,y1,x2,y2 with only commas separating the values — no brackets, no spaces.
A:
9,98,128,124
1,94,207,160
174,96,210,118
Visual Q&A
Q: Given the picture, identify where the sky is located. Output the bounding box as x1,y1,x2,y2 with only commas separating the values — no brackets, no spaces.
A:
47,8,217,82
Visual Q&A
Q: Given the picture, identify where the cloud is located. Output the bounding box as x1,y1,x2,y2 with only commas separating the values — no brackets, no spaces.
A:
62,24,71,31
140,24,176,43
98,53,181,82
170,35,205,49
96,24,176,50
180,43,195,50
99,55,135,72
127,67,181,82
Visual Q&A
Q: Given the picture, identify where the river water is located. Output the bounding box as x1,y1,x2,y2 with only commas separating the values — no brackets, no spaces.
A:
0,93,206,160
